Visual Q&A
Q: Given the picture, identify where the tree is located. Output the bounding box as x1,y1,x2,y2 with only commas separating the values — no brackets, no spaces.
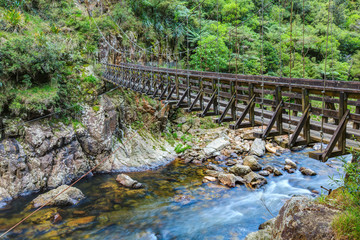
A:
190,35,229,72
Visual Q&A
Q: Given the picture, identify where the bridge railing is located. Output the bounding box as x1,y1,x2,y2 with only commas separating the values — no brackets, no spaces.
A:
102,62,360,161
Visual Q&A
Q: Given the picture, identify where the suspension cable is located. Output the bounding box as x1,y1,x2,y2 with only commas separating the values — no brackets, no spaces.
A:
261,0,265,131
288,0,294,140
321,0,333,151
302,0,306,78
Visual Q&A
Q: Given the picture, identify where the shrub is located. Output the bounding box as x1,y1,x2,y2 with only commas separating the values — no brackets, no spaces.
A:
174,143,191,154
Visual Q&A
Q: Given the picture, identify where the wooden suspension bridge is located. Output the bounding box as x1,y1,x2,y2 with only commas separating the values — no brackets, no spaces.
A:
102,62,360,162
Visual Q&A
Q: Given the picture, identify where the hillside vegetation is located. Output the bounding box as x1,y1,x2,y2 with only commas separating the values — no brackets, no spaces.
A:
0,0,360,120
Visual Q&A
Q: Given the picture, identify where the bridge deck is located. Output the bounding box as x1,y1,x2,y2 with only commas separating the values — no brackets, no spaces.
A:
102,63,360,160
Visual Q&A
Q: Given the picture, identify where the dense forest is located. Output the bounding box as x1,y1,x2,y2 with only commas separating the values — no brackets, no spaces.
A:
0,0,360,120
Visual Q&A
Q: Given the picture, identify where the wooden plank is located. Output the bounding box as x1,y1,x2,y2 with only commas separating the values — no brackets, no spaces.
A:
254,100,284,139
289,104,311,148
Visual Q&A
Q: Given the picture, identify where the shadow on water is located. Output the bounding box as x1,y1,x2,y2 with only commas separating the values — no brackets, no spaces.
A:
0,148,349,240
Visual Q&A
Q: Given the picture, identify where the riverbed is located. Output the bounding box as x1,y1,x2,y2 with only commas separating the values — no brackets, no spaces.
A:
0,148,348,240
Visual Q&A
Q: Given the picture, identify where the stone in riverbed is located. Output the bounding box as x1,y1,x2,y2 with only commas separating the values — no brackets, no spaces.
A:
243,172,267,188
51,213,63,224
258,170,270,176
285,158,297,169
284,165,295,174
263,165,274,173
218,173,244,188
273,168,283,176
243,156,262,171
250,138,266,157
203,137,230,156
116,174,143,189
206,163,224,172
229,164,252,176
202,176,217,183
300,167,317,176
225,159,237,166
31,185,85,208
204,169,221,178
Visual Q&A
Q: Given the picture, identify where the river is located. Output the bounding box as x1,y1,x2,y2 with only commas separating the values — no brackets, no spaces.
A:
0,148,348,240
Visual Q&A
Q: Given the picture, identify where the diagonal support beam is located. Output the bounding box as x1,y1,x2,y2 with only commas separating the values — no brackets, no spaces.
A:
289,104,312,148
197,90,218,118
229,95,256,129
214,94,236,124
176,87,190,108
166,86,176,101
309,109,350,162
254,100,284,139
187,89,203,112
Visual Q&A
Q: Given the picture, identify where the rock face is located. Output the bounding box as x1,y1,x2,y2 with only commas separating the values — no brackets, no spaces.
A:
0,93,174,208
31,185,85,208
116,174,143,189
243,156,262,171
245,196,339,240
272,196,339,239
203,137,230,156
250,138,266,157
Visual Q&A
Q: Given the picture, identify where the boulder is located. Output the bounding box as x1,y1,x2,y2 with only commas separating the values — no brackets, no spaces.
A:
206,163,224,172
284,165,295,174
245,218,275,240
31,185,85,208
225,159,237,166
243,156,262,171
204,170,221,178
203,137,230,156
258,170,270,176
285,159,297,169
250,138,266,157
263,165,274,173
265,143,278,154
273,168,283,176
243,172,267,188
229,164,252,176
116,174,143,189
202,176,217,183
218,173,244,188
272,196,339,239
300,167,317,176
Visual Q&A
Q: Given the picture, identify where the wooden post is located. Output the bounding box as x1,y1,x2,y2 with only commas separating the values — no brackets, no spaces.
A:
200,77,204,110
339,92,348,154
275,86,283,134
213,79,218,115
302,88,311,144
231,81,236,120
249,84,255,126
175,75,179,100
354,106,360,129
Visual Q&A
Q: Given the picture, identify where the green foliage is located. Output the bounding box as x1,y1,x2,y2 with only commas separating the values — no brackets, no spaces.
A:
190,35,229,71
174,143,191,154
2,9,25,31
9,84,59,119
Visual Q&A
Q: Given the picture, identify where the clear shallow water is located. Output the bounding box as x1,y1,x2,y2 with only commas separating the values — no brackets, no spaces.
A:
0,148,349,240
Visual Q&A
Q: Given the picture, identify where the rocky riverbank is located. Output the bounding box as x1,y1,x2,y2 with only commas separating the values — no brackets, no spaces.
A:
0,91,175,208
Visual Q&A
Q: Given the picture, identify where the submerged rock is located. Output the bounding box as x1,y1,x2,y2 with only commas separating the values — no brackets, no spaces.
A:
116,174,143,189
273,168,283,176
229,164,252,176
250,138,266,157
243,156,262,171
300,167,317,176
218,173,244,188
31,185,85,208
243,172,267,188
204,169,221,178
285,158,297,169
206,163,224,172
202,176,217,183
258,170,270,177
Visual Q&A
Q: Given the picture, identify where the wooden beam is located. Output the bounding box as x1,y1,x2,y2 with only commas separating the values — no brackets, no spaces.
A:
253,100,284,139
214,94,235,124
289,104,311,148
229,95,256,129
302,88,311,144
176,87,190,108
197,90,218,118
309,109,350,162
187,90,203,112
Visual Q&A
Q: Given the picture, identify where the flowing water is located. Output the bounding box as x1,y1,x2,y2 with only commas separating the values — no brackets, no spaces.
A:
0,148,349,240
